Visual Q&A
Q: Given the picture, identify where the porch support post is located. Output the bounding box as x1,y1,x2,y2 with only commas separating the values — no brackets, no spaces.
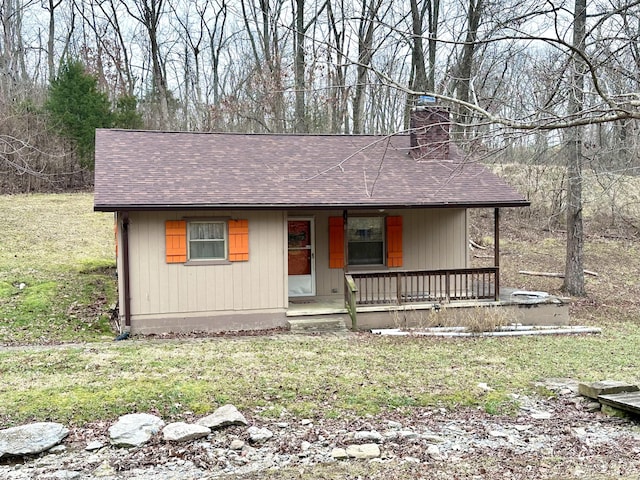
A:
494,208,500,301
343,209,348,272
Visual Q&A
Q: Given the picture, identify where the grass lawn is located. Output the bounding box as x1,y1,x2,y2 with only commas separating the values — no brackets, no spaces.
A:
0,194,116,344
0,193,639,429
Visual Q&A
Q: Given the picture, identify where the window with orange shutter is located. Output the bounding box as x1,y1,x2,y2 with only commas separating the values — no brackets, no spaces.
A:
328,215,402,268
165,219,249,264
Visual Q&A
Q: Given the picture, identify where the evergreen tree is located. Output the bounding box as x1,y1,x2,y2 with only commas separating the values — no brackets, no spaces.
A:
113,95,144,130
46,60,113,169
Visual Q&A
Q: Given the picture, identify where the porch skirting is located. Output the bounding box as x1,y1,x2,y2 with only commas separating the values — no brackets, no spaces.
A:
355,300,569,331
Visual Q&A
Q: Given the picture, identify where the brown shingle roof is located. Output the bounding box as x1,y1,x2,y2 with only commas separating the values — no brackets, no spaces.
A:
94,129,529,211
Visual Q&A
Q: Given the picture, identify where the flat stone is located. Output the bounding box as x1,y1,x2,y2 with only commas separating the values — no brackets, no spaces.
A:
163,422,210,442
0,422,69,458
386,420,403,429
346,443,381,459
85,441,105,451
354,430,383,443
197,404,248,429
247,426,273,444
287,317,347,332
108,413,165,448
397,430,420,441
331,447,349,459
578,380,639,400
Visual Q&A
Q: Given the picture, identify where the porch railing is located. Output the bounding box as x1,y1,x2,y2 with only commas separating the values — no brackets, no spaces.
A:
346,267,499,307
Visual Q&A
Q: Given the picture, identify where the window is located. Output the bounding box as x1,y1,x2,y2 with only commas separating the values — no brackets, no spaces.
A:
347,217,384,266
328,215,402,269
188,221,227,260
165,219,248,264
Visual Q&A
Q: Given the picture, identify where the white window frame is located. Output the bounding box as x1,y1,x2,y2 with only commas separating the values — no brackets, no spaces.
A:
187,220,228,261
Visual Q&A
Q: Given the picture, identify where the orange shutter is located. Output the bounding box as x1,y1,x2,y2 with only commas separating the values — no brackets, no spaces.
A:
166,220,187,263
329,216,344,268
228,219,249,261
386,216,403,267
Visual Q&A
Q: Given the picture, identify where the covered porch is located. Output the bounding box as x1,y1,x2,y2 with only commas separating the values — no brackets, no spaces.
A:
288,266,499,320
287,266,569,330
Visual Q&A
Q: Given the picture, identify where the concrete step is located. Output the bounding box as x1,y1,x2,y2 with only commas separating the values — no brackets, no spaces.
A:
287,316,349,333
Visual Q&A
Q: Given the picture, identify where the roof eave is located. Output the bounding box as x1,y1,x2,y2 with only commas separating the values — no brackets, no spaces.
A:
94,200,531,212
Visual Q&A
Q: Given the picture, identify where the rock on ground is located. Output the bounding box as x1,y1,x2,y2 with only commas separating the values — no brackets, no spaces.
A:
346,443,381,459
108,413,165,448
197,404,248,429
162,422,211,442
0,422,69,458
247,426,273,444
3,383,640,480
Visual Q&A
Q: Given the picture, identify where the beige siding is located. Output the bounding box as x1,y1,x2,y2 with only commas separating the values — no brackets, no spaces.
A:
124,211,286,324
116,208,468,330
402,209,468,269
307,209,468,297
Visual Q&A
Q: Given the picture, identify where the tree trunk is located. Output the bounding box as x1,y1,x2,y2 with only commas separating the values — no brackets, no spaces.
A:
427,0,439,91
294,0,307,132
453,0,483,138
353,0,382,134
563,0,587,296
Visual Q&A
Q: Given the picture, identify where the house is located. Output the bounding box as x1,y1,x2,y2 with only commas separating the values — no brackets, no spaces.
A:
94,106,535,334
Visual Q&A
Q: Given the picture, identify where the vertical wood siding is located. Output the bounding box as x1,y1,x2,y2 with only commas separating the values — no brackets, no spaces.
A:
127,211,286,316
301,209,468,297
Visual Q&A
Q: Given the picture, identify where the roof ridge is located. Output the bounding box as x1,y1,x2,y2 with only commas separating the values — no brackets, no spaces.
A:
97,128,403,138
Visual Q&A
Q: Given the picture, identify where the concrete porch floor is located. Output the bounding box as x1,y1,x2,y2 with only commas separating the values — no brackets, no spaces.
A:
287,288,569,328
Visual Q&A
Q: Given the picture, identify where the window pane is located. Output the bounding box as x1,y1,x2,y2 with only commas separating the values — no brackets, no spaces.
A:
189,222,224,240
190,240,225,259
348,217,383,242
348,241,383,265
188,221,226,260
347,217,384,265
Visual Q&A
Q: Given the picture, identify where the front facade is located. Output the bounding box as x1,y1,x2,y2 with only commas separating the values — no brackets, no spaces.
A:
116,208,469,332
96,106,530,333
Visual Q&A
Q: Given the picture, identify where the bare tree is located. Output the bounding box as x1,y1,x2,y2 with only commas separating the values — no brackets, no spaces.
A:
562,0,587,296
352,0,386,134
119,0,170,129
325,0,350,133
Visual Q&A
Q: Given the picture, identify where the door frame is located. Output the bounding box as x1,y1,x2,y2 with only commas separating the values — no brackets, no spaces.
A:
287,216,316,297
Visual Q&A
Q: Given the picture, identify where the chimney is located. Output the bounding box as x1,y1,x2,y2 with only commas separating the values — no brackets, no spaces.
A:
409,99,450,161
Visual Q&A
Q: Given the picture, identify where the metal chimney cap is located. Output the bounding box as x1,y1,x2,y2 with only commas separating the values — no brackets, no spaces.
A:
417,95,437,105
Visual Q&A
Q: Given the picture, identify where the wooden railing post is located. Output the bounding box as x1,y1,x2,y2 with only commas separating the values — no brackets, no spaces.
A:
344,274,358,330
445,273,450,302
